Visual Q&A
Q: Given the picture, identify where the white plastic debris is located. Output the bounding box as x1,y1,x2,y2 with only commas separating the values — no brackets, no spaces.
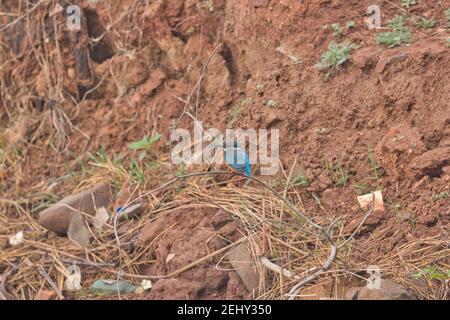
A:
92,207,109,230
64,265,82,291
9,231,24,246
141,280,152,291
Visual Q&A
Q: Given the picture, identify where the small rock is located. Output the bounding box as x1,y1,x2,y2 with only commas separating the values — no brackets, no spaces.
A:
357,190,384,213
375,52,409,74
227,243,259,292
376,123,425,155
38,183,113,235
352,47,379,70
140,68,166,96
409,147,450,179
218,221,241,242
346,279,416,300
309,172,333,192
210,209,233,230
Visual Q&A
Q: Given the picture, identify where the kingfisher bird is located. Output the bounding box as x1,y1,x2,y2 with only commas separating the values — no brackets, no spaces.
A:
224,142,251,177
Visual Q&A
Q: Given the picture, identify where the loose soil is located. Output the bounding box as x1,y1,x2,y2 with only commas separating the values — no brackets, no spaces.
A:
0,0,449,300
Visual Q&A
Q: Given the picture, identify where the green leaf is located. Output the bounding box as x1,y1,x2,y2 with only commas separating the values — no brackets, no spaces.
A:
128,133,161,151
147,133,161,146
413,266,449,281
129,136,150,150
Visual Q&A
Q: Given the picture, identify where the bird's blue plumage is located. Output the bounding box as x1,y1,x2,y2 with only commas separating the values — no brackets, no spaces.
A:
224,144,251,177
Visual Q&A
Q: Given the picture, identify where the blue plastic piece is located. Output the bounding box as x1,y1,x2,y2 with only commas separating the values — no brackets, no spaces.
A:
91,279,137,294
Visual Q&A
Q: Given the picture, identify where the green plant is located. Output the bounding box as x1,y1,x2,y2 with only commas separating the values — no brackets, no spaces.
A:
129,159,146,184
417,17,435,29
89,145,110,164
432,191,449,202
202,0,214,12
31,192,61,214
266,99,279,108
325,160,349,187
388,15,408,30
402,0,417,8
346,21,356,29
186,26,195,35
368,148,385,180
128,133,161,160
413,266,450,281
315,41,357,78
292,173,310,188
331,23,343,36
377,15,411,47
386,199,403,219
175,164,187,176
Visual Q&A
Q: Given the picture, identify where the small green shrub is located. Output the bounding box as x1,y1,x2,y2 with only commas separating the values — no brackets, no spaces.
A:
129,133,161,160
325,160,349,187
315,41,357,78
346,21,356,29
417,17,435,29
377,15,411,47
413,266,450,281
292,173,310,188
331,23,343,37
432,191,449,202
388,15,408,30
402,0,417,8
266,99,279,108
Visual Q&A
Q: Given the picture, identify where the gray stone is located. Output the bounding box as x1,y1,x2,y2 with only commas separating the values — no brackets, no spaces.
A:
38,183,113,235
228,243,259,293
